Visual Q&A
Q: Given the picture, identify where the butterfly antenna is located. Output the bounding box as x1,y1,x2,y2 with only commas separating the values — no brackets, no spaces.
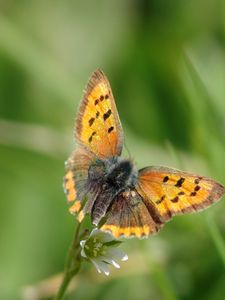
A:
124,138,132,159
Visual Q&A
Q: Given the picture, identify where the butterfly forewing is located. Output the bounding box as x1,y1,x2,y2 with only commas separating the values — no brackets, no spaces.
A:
76,69,123,158
137,166,225,222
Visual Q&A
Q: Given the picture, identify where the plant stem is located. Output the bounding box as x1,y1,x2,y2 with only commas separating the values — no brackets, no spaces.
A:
54,223,82,300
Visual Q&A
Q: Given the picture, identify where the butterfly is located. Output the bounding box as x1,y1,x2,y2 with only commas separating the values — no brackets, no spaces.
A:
64,69,225,238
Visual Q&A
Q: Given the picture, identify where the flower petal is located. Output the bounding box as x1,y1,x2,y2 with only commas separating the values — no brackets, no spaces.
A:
80,240,86,247
90,259,102,274
90,228,114,243
111,260,120,269
94,259,110,276
121,254,128,261
103,258,121,269
81,248,87,258
107,248,128,261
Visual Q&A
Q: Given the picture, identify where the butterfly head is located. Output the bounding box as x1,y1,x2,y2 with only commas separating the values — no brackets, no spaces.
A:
105,157,138,191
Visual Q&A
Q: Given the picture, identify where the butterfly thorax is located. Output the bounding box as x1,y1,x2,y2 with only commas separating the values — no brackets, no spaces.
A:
87,157,138,225
88,156,138,191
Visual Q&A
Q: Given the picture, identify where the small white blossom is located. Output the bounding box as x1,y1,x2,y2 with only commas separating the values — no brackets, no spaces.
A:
80,228,128,276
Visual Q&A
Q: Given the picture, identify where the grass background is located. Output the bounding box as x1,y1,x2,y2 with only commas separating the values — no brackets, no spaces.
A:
0,1,225,299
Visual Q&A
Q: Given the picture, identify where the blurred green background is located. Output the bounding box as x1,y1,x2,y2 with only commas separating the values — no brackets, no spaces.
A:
0,1,225,299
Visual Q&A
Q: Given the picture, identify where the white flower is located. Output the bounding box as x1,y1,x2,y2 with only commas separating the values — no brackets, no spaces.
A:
80,228,128,276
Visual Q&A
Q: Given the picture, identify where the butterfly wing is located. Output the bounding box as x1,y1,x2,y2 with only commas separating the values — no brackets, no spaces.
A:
76,69,123,158
101,167,225,239
101,190,163,238
64,146,94,215
137,166,225,223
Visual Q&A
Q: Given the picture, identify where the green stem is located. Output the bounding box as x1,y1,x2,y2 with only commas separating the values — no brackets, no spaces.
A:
54,223,82,300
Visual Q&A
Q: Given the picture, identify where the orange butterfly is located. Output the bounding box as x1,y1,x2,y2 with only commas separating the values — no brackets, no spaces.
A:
64,69,225,238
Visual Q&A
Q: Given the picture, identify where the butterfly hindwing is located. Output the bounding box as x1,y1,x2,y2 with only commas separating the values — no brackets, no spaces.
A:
76,69,123,158
101,189,162,238
64,146,94,215
137,166,225,222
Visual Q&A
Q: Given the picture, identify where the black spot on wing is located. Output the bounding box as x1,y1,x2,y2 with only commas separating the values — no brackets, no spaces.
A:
88,131,97,143
175,177,185,187
178,191,185,195
103,109,112,121
89,117,95,126
108,126,114,133
194,177,202,184
190,192,197,196
163,176,169,183
195,185,201,191
171,196,179,203
156,195,165,204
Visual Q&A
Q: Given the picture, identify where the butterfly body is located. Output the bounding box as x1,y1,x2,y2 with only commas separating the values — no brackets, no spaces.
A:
64,69,225,238
83,156,138,225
